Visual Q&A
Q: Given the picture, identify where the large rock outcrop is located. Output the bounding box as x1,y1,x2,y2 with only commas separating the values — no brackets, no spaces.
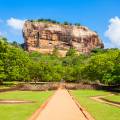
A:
23,20,104,56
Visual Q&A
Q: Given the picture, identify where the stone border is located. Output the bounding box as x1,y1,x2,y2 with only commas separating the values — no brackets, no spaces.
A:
1,83,120,93
0,99,35,104
90,94,120,108
101,98,120,105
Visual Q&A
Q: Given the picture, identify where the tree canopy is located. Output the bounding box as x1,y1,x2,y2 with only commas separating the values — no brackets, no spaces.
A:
0,37,120,85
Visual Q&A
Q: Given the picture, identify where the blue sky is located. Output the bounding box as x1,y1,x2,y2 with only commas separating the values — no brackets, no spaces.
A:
0,0,120,48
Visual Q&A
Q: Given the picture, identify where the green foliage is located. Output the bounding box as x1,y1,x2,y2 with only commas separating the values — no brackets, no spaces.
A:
91,48,106,54
66,48,77,57
63,21,72,25
63,21,69,25
74,23,81,26
0,38,8,83
0,60,6,84
1,37,120,85
11,41,19,47
83,49,120,85
0,37,30,82
4,47,30,81
29,54,63,82
29,18,82,26
31,18,60,24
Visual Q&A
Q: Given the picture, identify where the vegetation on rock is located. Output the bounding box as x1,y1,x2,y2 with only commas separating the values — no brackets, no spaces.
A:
28,18,81,26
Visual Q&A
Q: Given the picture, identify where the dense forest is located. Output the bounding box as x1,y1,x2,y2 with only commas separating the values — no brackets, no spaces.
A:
0,37,120,85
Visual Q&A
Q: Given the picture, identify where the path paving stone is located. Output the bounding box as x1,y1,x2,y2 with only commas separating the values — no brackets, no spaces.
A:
36,89,87,120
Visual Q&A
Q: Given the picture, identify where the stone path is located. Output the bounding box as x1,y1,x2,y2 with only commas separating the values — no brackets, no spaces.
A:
33,89,89,120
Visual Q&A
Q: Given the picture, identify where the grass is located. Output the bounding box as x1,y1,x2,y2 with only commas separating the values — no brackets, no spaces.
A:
0,86,11,89
0,81,22,89
0,91,53,120
104,94,120,103
71,90,120,120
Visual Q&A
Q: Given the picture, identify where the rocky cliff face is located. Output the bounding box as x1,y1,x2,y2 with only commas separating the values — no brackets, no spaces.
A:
23,20,104,56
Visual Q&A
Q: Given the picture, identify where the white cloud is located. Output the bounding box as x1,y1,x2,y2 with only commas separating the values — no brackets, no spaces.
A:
7,18,25,30
105,16,120,47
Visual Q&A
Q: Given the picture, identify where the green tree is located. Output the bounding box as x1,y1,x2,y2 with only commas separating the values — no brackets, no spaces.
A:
3,47,30,81
0,60,6,84
82,50,120,85
74,23,81,26
64,21,69,25
0,37,9,83
66,48,77,57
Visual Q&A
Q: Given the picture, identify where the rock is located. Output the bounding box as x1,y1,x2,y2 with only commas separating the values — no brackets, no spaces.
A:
23,20,104,56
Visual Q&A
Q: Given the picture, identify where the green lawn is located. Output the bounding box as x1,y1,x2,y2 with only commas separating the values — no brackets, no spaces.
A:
0,86,11,89
104,94,120,103
0,91,53,120
72,90,120,120
0,81,22,89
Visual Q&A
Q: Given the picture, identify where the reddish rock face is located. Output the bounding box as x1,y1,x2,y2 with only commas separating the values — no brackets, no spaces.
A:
23,21,104,56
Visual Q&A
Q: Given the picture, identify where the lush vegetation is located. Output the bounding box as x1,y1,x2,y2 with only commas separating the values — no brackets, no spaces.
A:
0,91,52,120
0,37,120,85
29,18,81,26
72,90,120,120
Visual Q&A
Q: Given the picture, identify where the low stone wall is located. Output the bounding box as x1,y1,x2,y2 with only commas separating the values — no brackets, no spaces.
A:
0,83,119,92
64,83,99,90
19,83,59,91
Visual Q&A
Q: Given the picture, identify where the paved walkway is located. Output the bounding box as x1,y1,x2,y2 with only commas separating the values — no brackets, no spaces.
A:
35,89,87,120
